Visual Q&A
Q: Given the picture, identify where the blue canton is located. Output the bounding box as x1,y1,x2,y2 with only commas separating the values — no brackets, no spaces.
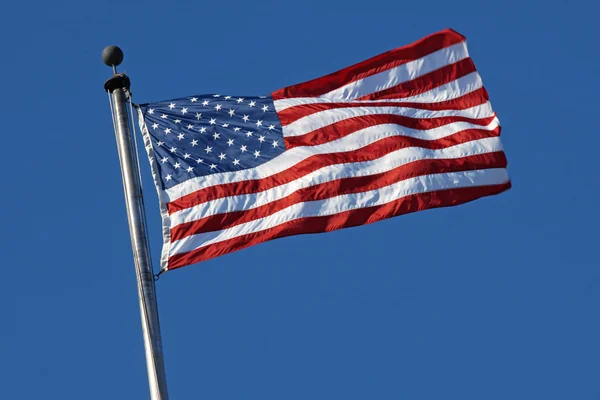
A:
139,95,285,190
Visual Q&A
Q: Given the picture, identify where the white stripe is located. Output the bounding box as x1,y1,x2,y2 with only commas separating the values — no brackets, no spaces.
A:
170,168,509,256
170,136,504,226
274,41,469,110
164,117,501,201
393,72,483,104
283,102,495,138
273,72,483,112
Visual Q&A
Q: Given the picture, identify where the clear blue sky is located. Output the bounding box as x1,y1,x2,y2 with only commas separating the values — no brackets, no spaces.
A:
1,1,598,399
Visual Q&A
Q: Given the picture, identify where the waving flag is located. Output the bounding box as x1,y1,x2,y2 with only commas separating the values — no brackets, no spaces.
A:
137,28,510,271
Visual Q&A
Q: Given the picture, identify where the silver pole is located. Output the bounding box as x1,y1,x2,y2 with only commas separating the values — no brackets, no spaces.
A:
103,46,169,400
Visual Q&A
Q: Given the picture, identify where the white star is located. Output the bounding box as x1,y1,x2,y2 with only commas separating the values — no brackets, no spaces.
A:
222,123,229,128
186,166,194,173
255,120,263,127
181,108,188,115
169,147,177,153
205,146,213,153
177,133,185,140
218,153,226,160
174,119,181,124
165,174,172,181
209,118,217,125
157,141,164,146
196,158,204,164
148,109,155,114
213,132,220,140
272,140,279,148
169,103,175,109
233,159,240,166
199,127,207,133
240,145,247,153
224,96,232,100
268,125,275,130
202,100,209,106
187,124,194,129
152,123,159,129
183,153,191,159
233,127,241,132
210,164,217,170
249,101,256,107
227,138,234,146
196,113,202,120
190,139,199,147
215,104,222,111
242,115,249,122
237,98,244,103
261,105,269,112
174,162,181,169
258,135,265,143
164,128,171,134
161,157,168,163
228,109,235,117
246,131,253,137
253,150,260,158
161,114,168,119
191,97,198,102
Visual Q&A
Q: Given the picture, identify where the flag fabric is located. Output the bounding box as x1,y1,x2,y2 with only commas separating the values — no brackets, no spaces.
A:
137,28,511,272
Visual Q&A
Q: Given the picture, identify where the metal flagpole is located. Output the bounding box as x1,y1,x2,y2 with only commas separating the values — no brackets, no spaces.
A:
102,45,169,400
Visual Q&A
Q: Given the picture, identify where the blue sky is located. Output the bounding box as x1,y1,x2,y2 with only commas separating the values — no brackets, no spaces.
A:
1,0,598,399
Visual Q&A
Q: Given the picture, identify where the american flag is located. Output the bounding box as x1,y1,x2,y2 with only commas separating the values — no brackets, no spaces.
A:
137,28,510,272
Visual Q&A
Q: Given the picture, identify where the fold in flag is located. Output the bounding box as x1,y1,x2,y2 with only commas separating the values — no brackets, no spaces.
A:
137,28,511,272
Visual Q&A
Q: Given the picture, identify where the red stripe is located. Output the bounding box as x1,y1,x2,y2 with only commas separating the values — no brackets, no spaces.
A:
168,181,512,268
272,29,465,100
277,85,488,127
356,58,477,101
167,126,501,214
284,113,497,150
171,152,507,241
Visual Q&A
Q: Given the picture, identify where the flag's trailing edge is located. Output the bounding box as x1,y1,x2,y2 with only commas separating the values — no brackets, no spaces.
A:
137,28,511,272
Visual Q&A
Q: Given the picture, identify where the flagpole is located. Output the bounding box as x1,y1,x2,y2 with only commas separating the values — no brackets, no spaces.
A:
103,46,169,400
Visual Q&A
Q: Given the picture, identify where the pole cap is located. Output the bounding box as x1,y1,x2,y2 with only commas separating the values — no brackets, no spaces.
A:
102,45,124,68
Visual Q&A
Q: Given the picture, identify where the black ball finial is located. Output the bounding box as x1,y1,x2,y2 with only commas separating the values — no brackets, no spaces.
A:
102,45,124,67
